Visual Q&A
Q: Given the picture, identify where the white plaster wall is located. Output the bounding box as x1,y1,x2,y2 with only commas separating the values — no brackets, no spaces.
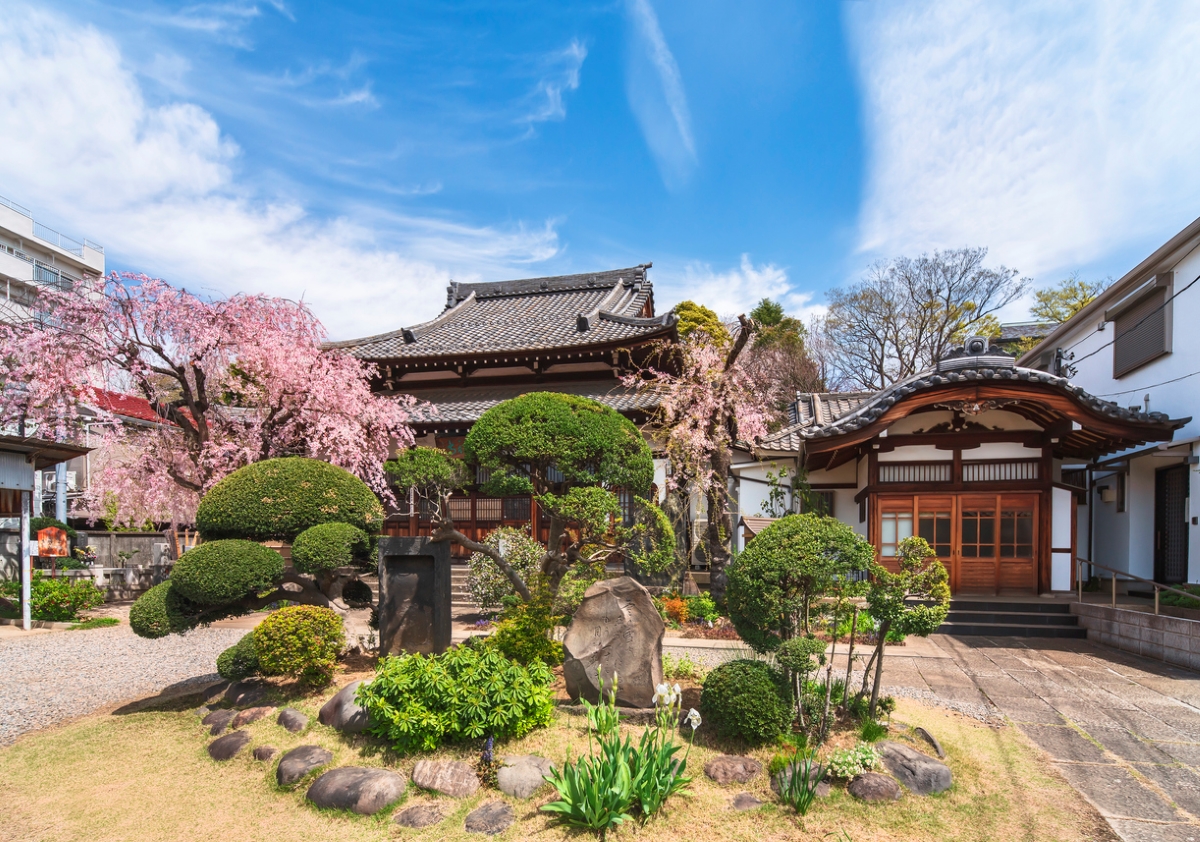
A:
878,445,952,462
1192,447,1200,585
1091,469,1130,574
968,443,1042,460
1127,457,1157,581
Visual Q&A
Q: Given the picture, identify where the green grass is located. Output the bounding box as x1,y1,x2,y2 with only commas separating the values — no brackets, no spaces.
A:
68,617,121,630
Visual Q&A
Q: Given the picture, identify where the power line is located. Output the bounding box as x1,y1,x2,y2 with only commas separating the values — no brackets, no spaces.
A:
1096,367,1200,398
1065,271,1200,369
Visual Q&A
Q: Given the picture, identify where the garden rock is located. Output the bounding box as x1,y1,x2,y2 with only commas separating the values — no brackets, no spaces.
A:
207,730,251,761
464,801,515,835
412,759,480,797
202,709,236,736
306,767,406,815
562,576,664,709
704,755,762,785
277,745,333,787
318,680,370,733
277,708,309,733
224,681,267,708
232,705,275,728
253,746,278,762
771,764,831,798
914,726,946,759
731,792,764,811
497,755,554,798
878,741,952,795
848,771,902,802
394,804,444,829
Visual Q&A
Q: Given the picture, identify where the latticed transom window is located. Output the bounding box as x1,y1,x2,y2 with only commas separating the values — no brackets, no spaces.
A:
918,510,952,557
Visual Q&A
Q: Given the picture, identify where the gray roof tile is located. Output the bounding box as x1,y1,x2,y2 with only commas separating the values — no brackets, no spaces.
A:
393,381,658,427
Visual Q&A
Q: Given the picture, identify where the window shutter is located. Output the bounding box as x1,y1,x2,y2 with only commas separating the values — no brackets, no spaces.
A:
1113,285,1168,377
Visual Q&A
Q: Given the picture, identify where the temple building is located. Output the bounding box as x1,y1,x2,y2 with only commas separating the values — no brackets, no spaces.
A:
330,265,677,547
738,340,1187,595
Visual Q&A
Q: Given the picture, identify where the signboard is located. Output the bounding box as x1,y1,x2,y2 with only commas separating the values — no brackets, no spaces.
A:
37,526,69,558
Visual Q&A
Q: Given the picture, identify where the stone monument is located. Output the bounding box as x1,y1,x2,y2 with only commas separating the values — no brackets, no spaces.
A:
563,576,664,708
377,536,451,655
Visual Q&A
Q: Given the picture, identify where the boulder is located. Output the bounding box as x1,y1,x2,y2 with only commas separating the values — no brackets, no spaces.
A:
730,792,764,811
306,767,406,815
771,763,831,798
207,730,251,761
318,681,370,733
277,745,334,787
277,708,309,734
253,746,279,762
224,681,267,708
464,801,515,835
192,705,211,718
394,804,444,829
848,772,902,802
232,706,275,728
704,755,762,786
562,577,664,709
914,726,946,759
202,709,236,736
878,741,952,795
497,755,554,798
412,759,480,798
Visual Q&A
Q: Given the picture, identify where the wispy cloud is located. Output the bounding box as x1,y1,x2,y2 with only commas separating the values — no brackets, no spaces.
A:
0,4,561,339
520,40,587,126
255,52,379,108
846,0,1200,280
654,255,825,322
624,0,696,189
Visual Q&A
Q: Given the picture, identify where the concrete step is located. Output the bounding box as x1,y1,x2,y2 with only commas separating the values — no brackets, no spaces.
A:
950,599,1073,614
945,610,1080,626
940,621,1087,639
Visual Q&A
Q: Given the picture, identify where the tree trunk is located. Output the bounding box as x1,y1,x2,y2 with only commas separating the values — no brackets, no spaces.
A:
706,445,734,604
868,619,890,717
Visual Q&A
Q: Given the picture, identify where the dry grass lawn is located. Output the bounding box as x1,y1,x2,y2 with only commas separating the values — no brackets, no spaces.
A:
0,683,1116,842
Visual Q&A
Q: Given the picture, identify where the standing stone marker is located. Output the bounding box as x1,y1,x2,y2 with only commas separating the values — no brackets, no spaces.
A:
377,536,451,655
563,576,664,709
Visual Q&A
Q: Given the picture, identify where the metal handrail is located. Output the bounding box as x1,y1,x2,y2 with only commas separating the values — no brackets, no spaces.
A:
1076,556,1197,615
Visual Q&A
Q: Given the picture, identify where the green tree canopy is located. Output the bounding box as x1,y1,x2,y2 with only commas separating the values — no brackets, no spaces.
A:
672,300,730,345
1030,273,1111,323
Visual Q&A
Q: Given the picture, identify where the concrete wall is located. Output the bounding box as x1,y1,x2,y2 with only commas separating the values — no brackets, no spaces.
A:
1072,602,1200,672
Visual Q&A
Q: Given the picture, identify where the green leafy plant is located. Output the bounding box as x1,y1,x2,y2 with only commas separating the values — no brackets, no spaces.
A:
580,665,621,738
0,573,106,622
775,749,825,816
291,522,371,575
684,592,720,623
216,633,260,681
542,731,636,838
359,644,554,753
662,652,704,681
699,659,793,746
858,719,888,742
253,605,344,686
490,592,564,666
28,516,78,541
826,744,880,780
466,527,544,612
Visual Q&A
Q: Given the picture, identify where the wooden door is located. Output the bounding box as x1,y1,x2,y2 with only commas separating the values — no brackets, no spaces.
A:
998,493,1038,593
1155,465,1189,584
957,495,998,594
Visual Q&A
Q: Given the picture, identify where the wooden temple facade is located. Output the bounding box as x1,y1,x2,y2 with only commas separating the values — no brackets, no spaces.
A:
329,265,677,555
751,342,1187,595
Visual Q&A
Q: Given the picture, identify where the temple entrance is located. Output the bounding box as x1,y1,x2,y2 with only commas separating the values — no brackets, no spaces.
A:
875,493,1040,594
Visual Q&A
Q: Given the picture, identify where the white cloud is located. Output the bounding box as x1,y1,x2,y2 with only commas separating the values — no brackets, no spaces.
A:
847,0,1200,280
624,0,696,189
0,4,560,339
654,255,826,322
522,40,587,125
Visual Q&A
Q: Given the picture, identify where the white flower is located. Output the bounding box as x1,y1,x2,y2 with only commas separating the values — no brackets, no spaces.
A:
673,683,681,697
686,708,702,730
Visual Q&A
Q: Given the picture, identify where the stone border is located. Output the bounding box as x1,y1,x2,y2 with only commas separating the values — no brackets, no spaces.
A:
1071,602,1200,671
0,617,75,630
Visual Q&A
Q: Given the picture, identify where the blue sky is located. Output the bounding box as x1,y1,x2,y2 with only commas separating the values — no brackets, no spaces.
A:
2,1,1199,338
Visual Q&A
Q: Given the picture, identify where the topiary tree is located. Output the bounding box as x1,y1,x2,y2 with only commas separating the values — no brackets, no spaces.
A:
216,633,259,681
196,457,384,542
726,513,874,652
388,393,675,605
857,536,950,715
699,659,793,746
129,457,384,640
253,604,345,686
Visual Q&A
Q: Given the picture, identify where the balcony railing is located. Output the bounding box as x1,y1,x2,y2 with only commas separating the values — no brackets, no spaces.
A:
33,261,77,291
0,195,31,217
0,192,102,255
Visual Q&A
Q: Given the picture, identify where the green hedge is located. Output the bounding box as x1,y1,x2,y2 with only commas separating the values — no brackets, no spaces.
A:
699,659,793,746
195,457,384,542
0,573,104,622
216,634,260,681
170,540,284,606
253,605,344,686
129,581,202,638
29,517,78,541
291,522,371,575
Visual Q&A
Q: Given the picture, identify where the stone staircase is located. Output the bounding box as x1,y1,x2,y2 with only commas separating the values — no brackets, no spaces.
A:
941,599,1087,639
451,562,479,612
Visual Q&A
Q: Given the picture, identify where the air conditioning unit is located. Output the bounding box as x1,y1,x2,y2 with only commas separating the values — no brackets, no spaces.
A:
44,471,78,492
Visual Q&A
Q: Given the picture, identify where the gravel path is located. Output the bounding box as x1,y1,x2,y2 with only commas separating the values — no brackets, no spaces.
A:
0,625,249,745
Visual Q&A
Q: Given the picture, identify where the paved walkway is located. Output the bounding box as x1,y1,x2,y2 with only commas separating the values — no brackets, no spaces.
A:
884,635,1200,842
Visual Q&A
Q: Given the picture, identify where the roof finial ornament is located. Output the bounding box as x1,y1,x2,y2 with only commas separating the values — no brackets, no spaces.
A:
446,280,458,309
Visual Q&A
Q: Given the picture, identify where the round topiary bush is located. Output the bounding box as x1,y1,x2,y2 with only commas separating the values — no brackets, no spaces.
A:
195,457,384,542
291,522,371,575
216,633,259,681
170,540,285,606
129,580,203,639
342,578,373,608
699,659,793,746
253,604,345,686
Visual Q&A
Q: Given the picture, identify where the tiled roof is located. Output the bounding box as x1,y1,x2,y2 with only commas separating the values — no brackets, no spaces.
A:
87,389,164,424
996,321,1056,342
329,265,676,361
396,381,659,427
761,353,1187,454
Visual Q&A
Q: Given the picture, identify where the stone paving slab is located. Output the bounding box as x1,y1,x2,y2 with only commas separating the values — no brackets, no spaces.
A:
1054,762,1181,821
1106,819,1200,842
1132,764,1200,815
1018,724,1109,763
1091,728,1178,764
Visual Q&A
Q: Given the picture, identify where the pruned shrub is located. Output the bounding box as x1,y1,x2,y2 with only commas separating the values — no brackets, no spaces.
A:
0,573,105,622
195,457,384,542
253,605,345,686
216,633,259,681
128,580,201,638
170,540,284,605
699,659,793,746
490,595,564,666
291,522,371,575
358,643,555,753
28,517,78,541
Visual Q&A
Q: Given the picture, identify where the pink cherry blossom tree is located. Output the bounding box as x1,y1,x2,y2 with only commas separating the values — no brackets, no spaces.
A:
623,315,776,603
0,272,413,527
